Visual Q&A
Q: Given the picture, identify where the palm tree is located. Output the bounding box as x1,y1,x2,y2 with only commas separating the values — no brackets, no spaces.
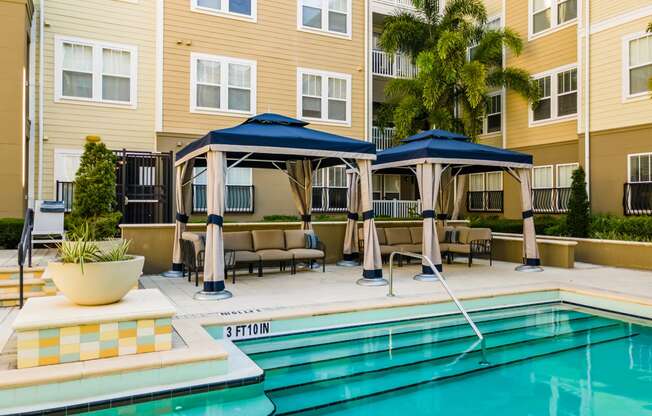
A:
376,0,539,142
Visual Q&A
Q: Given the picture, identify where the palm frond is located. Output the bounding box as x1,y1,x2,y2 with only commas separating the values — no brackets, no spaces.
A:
441,0,487,27
460,61,488,108
488,67,540,103
378,12,430,56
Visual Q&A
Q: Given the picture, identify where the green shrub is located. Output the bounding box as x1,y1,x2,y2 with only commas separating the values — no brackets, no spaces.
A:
590,214,652,242
566,167,590,237
263,215,300,222
65,212,122,240
0,218,24,249
468,215,564,235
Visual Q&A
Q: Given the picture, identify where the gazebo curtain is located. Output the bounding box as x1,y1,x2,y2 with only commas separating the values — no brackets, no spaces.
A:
342,170,360,262
451,174,466,220
172,159,195,272
416,163,443,274
286,160,313,230
203,150,227,293
358,160,383,279
517,168,541,266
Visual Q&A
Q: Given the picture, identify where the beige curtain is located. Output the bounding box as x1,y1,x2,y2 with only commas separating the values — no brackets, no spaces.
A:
342,170,360,262
171,159,195,272
416,163,443,274
203,150,227,293
451,174,466,220
517,168,541,266
358,160,383,280
286,160,313,230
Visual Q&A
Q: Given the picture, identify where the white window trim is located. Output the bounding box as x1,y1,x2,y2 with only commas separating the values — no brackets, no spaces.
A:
297,0,352,40
227,167,253,185
53,148,84,184
190,0,257,22
189,52,257,117
297,67,352,126
528,0,578,41
622,32,652,102
627,152,652,184
556,162,579,188
486,171,504,191
529,64,578,127
482,91,503,135
54,35,138,108
532,165,554,189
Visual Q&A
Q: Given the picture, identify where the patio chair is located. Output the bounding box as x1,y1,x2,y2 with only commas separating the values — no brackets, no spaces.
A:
284,230,326,273
251,230,295,277
448,227,493,267
181,239,203,287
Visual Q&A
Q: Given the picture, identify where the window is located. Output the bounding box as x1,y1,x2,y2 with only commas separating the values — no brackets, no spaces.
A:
299,0,351,37
313,166,347,211
530,0,576,37
191,0,256,20
629,154,652,183
298,68,351,124
468,172,503,211
531,66,577,124
469,16,502,61
55,36,137,106
483,93,502,134
191,53,256,115
625,34,652,98
54,149,83,183
533,166,553,189
372,175,382,200
469,173,485,193
556,163,578,188
383,175,401,200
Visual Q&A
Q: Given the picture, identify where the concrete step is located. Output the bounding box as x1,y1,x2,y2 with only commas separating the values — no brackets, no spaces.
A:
0,291,49,307
0,266,46,281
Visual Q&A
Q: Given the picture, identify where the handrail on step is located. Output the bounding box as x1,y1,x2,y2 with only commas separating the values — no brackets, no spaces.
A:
388,251,489,365
17,208,34,309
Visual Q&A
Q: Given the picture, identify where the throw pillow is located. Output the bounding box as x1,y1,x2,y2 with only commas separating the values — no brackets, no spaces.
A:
305,231,320,249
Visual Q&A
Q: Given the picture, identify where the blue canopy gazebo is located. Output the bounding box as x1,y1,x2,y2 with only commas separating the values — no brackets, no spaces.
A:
372,129,541,277
167,114,385,300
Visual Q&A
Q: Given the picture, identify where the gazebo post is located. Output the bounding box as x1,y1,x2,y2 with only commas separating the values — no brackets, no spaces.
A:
194,150,233,300
514,167,543,272
338,170,360,266
163,160,194,278
414,162,444,281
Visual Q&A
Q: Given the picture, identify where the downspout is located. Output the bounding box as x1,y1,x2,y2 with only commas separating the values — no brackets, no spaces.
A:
28,14,36,208
37,0,45,200
584,0,590,200
364,0,370,142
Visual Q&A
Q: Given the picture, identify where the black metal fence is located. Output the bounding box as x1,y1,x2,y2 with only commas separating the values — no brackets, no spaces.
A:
467,191,503,212
532,187,572,213
312,187,347,212
192,185,255,214
624,182,652,215
56,181,75,212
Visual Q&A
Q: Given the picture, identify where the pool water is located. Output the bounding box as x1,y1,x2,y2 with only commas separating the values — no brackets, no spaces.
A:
87,304,652,415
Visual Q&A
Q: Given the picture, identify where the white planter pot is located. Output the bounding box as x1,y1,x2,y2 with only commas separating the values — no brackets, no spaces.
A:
47,256,144,306
93,238,124,253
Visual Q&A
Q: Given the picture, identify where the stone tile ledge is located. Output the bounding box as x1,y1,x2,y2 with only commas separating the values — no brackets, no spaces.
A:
12,289,176,331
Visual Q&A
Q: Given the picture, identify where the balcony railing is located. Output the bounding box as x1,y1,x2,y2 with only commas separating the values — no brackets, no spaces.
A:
372,126,396,150
532,188,572,213
192,185,255,214
313,187,347,212
624,182,652,215
56,181,75,213
377,0,415,8
467,191,504,212
373,199,421,218
372,50,418,78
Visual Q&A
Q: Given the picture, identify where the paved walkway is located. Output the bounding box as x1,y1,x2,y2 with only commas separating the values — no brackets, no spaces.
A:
0,248,56,268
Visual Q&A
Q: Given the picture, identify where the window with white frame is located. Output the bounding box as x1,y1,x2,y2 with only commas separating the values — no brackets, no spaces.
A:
55,37,137,106
191,53,256,115
192,0,255,19
469,16,502,61
530,0,576,37
556,163,578,188
484,93,502,134
469,173,485,193
469,172,503,211
532,66,577,123
299,0,351,37
533,166,554,189
298,68,350,124
54,149,83,184
372,175,382,200
486,172,503,192
629,153,652,183
625,34,652,98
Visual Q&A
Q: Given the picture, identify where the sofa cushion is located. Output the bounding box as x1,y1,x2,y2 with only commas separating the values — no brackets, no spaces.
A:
252,230,285,251
469,228,492,241
182,231,205,254
224,231,254,252
376,228,387,245
443,228,460,243
397,244,422,254
449,243,471,254
437,223,445,243
256,249,294,261
284,230,307,250
409,227,422,244
234,251,260,263
289,248,324,260
439,243,450,252
380,245,394,255
456,227,472,244
385,228,412,245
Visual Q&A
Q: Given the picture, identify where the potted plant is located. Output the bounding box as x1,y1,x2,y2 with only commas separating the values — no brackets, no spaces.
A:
47,227,144,305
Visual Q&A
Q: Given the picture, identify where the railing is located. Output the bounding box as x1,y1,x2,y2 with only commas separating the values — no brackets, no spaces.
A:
532,188,572,213
192,185,255,214
372,50,418,78
372,126,396,150
467,191,504,212
56,181,75,212
624,182,652,215
313,187,347,212
17,208,34,309
377,0,415,7
373,199,421,218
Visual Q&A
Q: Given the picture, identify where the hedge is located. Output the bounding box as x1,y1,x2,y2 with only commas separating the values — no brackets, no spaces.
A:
468,215,563,236
0,218,24,249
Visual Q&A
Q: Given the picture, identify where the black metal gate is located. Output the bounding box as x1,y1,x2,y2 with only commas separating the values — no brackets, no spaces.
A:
114,149,173,224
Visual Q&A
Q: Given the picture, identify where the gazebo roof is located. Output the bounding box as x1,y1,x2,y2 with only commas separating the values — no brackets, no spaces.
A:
373,129,533,173
175,113,376,169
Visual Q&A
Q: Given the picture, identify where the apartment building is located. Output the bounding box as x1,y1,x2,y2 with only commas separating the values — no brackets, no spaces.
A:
0,0,34,218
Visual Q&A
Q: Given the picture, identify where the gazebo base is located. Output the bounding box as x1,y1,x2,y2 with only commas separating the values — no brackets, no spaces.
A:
337,260,360,267
413,273,439,282
193,290,233,301
162,270,184,278
356,278,389,287
515,264,544,273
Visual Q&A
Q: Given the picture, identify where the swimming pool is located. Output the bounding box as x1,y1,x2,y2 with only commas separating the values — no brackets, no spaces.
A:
87,303,652,415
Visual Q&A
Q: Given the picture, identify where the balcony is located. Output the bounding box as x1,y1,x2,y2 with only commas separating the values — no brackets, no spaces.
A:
372,126,396,150
313,187,348,212
532,188,572,214
624,182,652,215
372,0,415,14
373,199,421,218
192,185,255,214
56,181,75,213
372,50,418,79
467,191,504,213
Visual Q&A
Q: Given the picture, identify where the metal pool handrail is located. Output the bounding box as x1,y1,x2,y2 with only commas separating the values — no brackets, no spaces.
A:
388,251,484,343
